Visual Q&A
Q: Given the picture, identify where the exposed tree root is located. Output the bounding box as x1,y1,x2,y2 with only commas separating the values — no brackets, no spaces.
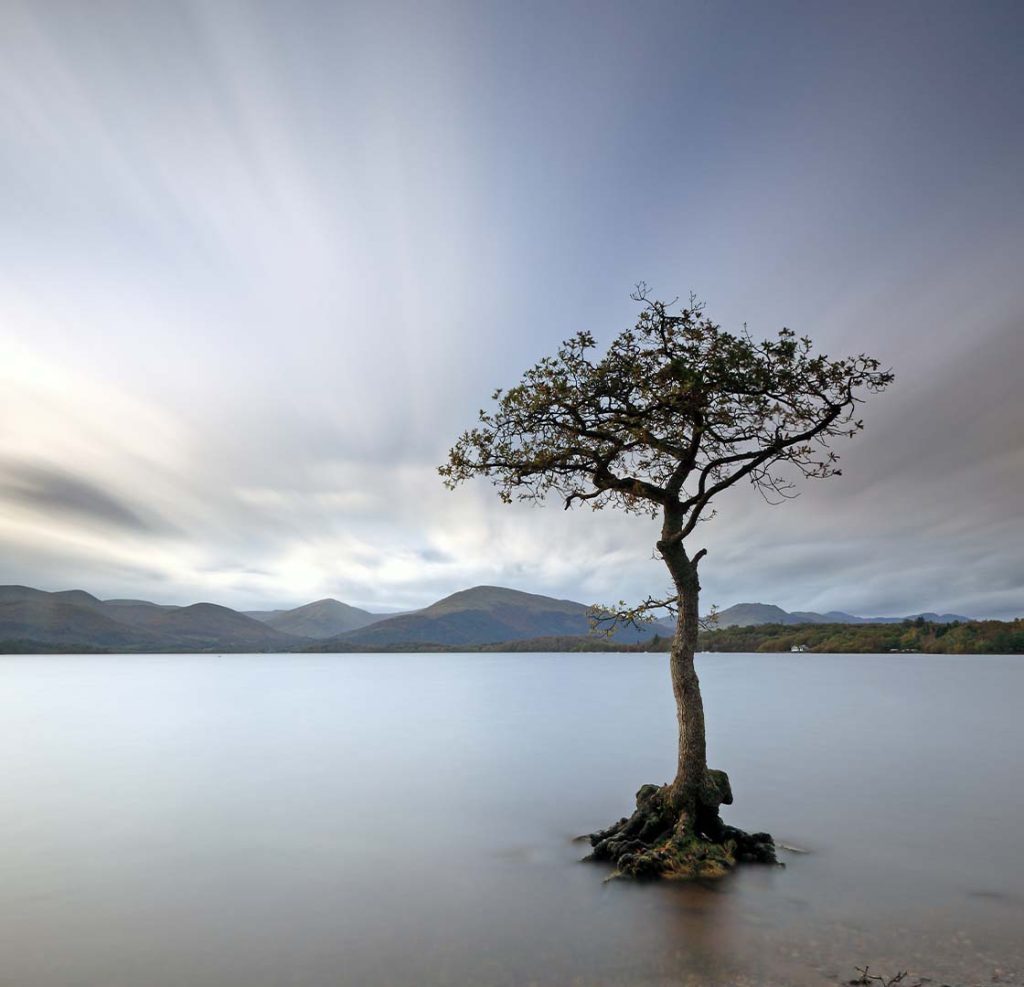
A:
583,773,778,880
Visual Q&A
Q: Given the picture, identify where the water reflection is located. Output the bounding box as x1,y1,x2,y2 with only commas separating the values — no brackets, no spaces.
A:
0,652,1020,985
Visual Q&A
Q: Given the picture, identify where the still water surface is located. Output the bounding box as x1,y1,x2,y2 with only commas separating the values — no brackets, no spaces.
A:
1,652,1021,986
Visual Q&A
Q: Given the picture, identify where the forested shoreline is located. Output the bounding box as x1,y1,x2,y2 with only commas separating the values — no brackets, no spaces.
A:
693,618,1024,655
4,618,1022,655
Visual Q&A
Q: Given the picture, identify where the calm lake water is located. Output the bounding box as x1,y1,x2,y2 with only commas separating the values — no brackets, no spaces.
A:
1,652,1021,986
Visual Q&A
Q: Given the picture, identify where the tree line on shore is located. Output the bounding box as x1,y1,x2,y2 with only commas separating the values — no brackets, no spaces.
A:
687,617,1024,654
5,617,1021,655
302,618,1020,654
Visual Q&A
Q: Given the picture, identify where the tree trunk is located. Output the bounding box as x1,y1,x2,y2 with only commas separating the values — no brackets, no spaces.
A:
583,532,777,880
667,558,708,809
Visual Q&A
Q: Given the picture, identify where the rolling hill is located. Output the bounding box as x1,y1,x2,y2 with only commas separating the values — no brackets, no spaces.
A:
0,594,163,649
0,586,304,652
331,585,661,648
245,598,390,638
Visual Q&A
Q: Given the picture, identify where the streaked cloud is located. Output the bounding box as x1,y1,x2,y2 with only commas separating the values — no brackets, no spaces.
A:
0,0,1020,618
0,460,173,534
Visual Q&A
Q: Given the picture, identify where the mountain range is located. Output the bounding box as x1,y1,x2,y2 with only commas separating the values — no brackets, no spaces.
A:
0,584,970,654
712,602,969,628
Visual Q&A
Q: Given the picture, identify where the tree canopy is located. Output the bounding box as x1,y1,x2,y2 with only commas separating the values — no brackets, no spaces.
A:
441,287,894,555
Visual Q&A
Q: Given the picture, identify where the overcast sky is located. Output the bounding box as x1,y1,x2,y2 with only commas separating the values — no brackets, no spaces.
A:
1,0,1021,618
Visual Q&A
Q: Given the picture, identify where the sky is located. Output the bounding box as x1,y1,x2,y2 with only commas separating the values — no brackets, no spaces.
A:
0,0,1021,619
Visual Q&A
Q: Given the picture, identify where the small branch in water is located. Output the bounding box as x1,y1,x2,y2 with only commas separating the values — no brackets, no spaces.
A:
849,966,923,987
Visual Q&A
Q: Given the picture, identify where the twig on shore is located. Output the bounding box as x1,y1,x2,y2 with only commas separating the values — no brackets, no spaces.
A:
849,966,923,987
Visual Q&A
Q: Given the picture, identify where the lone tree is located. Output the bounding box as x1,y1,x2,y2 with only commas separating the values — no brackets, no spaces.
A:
440,287,893,879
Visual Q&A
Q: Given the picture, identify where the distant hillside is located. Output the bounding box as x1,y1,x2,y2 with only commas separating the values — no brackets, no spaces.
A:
331,585,657,648
0,595,162,649
0,586,305,652
139,603,301,650
713,602,970,628
245,598,389,639
712,603,794,627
